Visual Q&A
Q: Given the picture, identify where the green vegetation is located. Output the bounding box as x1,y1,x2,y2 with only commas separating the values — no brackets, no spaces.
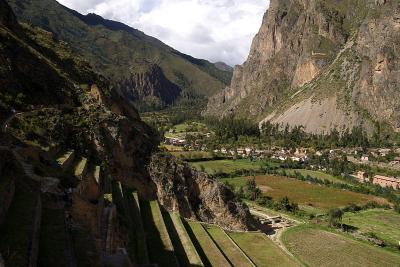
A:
342,209,400,248
203,224,253,267
221,175,388,212
228,232,298,267
73,157,87,178
190,159,266,174
141,200,178,267
282,225,400,267
284,169,350,185
163,212,203,267
184,221,230,267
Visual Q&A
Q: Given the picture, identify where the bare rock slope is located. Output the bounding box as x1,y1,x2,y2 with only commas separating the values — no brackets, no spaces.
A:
207,0,400,134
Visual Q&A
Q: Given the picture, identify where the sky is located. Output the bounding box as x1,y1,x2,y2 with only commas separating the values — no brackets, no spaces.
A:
57,0,269,66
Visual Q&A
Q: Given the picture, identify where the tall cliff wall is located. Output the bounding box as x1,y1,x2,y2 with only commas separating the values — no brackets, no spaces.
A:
207,0,400,134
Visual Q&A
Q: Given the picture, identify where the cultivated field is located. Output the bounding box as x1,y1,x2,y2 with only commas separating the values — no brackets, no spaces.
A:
284,169,351,185
342,209,400,247
190,159,267,174
282,225,400,267
228,232,299,267
220,175,388,211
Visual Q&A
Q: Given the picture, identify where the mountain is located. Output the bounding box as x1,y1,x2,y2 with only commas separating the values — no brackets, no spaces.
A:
206,0,400,134
214,61,234,72
0,1,254,265
6,0,232,110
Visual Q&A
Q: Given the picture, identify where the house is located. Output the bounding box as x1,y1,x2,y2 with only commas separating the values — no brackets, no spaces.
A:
361,155,369,162
372,175,400,190
353,171,369,183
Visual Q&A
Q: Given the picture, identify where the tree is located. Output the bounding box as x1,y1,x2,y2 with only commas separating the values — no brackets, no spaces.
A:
245,178,262,200
328,208,343,228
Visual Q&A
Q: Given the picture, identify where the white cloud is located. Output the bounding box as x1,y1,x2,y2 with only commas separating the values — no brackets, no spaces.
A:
57,0,269,66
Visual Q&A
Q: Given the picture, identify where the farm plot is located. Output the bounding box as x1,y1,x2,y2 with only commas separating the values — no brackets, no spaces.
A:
228,232,299,267
190,159,265,174
342,209,400,247
282,225,400,267
221,175,388,211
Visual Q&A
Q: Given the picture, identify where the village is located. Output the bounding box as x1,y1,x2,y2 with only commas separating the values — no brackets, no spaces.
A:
164,134,400,191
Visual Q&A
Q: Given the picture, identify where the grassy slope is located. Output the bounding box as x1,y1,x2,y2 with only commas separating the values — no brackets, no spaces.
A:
163,212,204,267
282,225,400,267
7,0,226,98
141,200,178,267
220,175,388,211
185,221,230,267
342,209,400,247
228,232,298,267
203,224,253,267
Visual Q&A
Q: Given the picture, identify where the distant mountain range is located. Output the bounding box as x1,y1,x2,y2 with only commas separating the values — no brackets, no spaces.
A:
7,0,233,110
206,0,400,134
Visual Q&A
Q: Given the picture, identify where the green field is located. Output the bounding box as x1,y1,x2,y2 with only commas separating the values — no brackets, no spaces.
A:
220,175,388,211
185,221,230,267
190,159,269,174
203,224,253,267
282,225,400,267
284,169,351,185
342,209,400,247
141,200,178,267
228,232,299,267
165,121,209,139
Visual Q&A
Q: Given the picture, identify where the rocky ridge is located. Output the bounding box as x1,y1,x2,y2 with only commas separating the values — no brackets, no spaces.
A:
207,0,400,134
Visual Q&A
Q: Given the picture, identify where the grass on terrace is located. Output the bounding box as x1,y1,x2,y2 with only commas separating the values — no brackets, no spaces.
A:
203,224,253,267
184,221,230,267
282,225,400,267
228,232,299,267
163,212,203,267
141,200,178,267
342,209,400,247
220,175,388,211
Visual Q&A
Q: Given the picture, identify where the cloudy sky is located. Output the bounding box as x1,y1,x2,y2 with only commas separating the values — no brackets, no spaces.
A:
57,0,269,66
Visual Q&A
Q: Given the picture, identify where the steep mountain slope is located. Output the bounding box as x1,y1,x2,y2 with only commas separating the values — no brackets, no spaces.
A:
0,3,253,261
7,0,232,109
207,0,400,134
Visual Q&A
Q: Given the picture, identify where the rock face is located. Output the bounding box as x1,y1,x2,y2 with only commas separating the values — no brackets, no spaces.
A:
119,64,181,106
206,0,400,133
148,153,257,231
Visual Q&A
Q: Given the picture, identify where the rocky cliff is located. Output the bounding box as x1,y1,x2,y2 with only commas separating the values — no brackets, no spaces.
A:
118,63,181,109
207,0,400,134
149,153,256,231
